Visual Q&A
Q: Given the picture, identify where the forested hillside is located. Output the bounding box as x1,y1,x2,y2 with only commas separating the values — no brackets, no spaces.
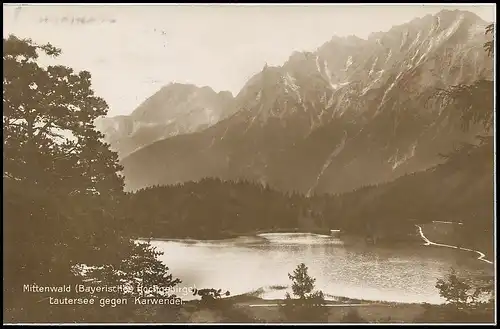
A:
123,133,492,251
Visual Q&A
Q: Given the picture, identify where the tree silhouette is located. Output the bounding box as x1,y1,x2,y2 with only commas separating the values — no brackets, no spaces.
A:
436,268,493,311
433,80,493,132
483,23,494,57
193,288,230,308
83,242,182,299
430,23,494,133
417,269,494,323
280,263,327,322
3,35,123,195
3,35,180,323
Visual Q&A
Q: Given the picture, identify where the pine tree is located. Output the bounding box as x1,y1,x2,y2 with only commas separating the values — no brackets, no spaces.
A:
3,35,181,323
280,263,328,322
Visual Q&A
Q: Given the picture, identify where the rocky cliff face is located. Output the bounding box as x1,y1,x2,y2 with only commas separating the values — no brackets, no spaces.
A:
95,83,235,158
120,10,493,193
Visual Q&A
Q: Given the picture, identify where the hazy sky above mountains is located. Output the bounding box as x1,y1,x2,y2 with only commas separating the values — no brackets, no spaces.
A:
3,4,495,116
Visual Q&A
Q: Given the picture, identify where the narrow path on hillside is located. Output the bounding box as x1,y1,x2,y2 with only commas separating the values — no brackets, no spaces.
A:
415,224,493,265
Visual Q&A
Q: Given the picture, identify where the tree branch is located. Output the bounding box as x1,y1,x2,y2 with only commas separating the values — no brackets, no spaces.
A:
34,118,55,138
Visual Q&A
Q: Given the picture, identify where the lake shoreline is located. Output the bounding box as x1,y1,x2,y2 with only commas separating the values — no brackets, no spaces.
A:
137,222,494,265
136,228,334,241
418,223,494,265
179,293,494,323
178,293,435,323
138,225,493,318
221,292,426,306
136,228,421,244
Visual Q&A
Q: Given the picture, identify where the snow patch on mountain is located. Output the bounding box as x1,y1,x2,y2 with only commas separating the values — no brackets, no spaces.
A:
408,31,422,50
315,55,321,73
255,90,262,102
389,142,418,170
417,42,434,66
282,73,301,102
385,49,392,64
220,126,229,140
331,82,351,90
429,16,441,36
369,57,378,76
379,72,403,107
344,56,353,71
410,49,421,63
400,31,409,50
307,130,348,197
362,70,385,95
434,14,465,46
323,60,337,90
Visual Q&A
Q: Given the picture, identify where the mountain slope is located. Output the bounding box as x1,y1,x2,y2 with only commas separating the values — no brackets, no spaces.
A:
329,136,494,254
121,10,493,194
95,83,235,158
120,136,493,249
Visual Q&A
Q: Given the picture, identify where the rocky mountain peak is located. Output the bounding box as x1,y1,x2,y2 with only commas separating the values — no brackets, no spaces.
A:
119,9,493,195
95,83,236,158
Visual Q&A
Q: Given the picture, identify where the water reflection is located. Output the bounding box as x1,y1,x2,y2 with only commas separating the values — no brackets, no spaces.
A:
146,233,492,304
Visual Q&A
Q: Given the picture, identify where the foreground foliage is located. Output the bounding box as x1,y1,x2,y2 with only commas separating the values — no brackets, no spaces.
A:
3,35,182,323
280,263,328,322
415,268,494,323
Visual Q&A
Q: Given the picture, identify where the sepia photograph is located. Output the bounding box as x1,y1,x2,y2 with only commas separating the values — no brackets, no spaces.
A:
2,3,496,324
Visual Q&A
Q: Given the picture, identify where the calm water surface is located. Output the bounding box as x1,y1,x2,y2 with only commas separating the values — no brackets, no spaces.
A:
144,233,493,304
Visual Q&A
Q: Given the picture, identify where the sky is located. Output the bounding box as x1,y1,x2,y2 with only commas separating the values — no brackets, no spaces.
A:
3,4,496,117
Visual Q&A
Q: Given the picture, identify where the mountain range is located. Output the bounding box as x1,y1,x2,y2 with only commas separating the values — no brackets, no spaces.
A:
95,84,235,158
96,10,494,194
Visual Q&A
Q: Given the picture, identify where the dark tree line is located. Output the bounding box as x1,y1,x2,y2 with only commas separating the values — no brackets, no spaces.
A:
122,178,322,239
123,127,492,248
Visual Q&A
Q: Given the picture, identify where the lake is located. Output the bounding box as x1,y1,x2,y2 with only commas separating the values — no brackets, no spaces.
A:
143,232,493,304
